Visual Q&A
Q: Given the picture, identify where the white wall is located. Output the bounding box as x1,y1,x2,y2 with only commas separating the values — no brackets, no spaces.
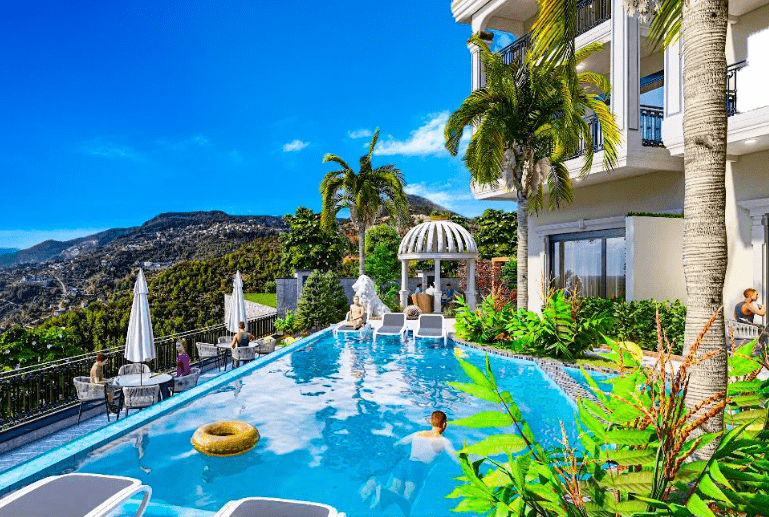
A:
626,216,686,302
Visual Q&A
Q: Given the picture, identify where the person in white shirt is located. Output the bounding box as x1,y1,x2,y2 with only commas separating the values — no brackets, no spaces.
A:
359,410,459,515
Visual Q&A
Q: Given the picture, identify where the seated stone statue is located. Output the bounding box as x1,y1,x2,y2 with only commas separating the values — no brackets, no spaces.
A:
345,295,366,329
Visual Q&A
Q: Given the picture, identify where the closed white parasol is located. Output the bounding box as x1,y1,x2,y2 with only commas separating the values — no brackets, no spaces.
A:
124,268,156,369
226,270,248,333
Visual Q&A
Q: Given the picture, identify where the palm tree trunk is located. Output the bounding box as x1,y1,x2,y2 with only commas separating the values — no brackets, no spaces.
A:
681,0,729,441
517,191,529,311
358,225,366,277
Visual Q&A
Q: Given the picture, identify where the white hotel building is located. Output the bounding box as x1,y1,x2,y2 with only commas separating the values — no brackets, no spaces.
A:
452,0,769,320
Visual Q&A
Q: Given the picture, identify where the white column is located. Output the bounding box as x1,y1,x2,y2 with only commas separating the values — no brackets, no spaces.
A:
434,259,442,313
610,0,640,132
400,260,409,309
468,41,484,93
467,259,477,310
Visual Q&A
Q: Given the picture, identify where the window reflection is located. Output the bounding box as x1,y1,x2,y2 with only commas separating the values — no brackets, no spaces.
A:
550,231,625,299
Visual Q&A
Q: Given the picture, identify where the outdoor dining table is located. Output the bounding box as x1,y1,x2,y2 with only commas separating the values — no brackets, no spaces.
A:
113,372,174,400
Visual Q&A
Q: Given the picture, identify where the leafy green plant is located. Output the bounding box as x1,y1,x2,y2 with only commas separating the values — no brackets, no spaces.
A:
264,280,277,293
476,209,518,260
500,258,517,290
448,311,769,516
274,311,298,334
577,297,686,354
0,327,85,371
454,295,519,348
280,207,347,275
508,290,614,360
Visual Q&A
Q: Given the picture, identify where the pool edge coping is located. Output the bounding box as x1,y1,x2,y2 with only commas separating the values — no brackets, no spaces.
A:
0,330,329,496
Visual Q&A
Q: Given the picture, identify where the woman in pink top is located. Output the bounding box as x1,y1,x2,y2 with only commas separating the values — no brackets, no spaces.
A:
176,339,191,376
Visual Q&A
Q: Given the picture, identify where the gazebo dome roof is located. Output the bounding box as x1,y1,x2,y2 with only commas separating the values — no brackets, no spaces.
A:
398,220,478,261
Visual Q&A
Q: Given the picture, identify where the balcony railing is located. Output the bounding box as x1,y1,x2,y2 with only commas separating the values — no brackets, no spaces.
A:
640,105,664,147
726,60,747,117
576,0,612,35
0,314,276,431
567,115,604,160
498,34,531,65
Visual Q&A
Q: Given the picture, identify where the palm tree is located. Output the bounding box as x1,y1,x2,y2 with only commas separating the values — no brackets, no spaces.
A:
320,129,409,276
534,0,729,442
445,35,619,311
534,0,729,438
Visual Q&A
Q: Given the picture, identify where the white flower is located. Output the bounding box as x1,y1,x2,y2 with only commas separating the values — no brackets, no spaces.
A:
3,350,9,355
32,341,36,346
47,344,52,349
58,334,62,338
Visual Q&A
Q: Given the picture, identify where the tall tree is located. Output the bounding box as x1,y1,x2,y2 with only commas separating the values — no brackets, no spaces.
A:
280,207,346,276
320,129,409,276
445,36,619,310
533,0,729,439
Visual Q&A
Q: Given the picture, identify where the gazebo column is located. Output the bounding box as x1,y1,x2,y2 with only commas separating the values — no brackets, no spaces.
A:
467,259,477,310
400,259,409,309
434,259,442,313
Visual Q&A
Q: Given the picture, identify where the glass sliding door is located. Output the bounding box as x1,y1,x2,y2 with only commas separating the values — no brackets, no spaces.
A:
549,229,626,299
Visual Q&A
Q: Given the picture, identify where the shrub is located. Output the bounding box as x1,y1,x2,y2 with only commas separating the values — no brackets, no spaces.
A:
448,313,769,516
577,297,686,354
454,295,517,347
274,311,299,334
0,327,85,371
280,207,346,275
264,280,277,293
500,258,517,289
295,270,348,330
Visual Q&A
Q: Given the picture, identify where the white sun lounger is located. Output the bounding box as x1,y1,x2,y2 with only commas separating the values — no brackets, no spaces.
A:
414,314,448,345
373,313,407,343
0,473,151,517
214,497,345,517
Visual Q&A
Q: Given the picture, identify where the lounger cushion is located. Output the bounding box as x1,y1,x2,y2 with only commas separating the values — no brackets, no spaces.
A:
377,326,405,335
0,474,134,517
228,498,331,517
416,328,444,337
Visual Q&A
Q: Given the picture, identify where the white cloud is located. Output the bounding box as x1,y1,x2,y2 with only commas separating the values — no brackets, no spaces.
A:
404,181,474,211
83,144,140,160
373,112,470,157
348,129,373,139
282,139,310,152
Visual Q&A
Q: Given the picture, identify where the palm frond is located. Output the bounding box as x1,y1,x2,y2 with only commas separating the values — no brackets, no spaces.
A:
547,160,573,210
648,0,682,49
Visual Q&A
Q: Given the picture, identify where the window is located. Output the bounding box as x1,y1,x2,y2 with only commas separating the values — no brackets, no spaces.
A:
549,229,626,298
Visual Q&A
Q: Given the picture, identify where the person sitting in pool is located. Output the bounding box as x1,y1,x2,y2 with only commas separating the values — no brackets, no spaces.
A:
360,410,459,516
344,295,366,330
176,339,191,376
231,321,256,367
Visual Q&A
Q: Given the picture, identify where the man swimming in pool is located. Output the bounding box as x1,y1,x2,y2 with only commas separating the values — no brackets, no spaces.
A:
360,410,459,516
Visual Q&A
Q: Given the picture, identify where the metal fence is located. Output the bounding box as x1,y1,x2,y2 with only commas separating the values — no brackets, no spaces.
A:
576,0,611,36
0,314,276,430
640,105,664,147
726,60,747,117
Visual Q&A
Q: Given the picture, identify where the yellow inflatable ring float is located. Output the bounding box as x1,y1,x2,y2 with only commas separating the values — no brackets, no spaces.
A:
191,421,259,457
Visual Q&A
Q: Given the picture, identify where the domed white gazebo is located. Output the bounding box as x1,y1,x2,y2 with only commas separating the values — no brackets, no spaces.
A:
398,220,479,313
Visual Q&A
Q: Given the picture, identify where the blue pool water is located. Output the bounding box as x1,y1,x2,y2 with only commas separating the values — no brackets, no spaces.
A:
68,332,578,516
564,366,616,394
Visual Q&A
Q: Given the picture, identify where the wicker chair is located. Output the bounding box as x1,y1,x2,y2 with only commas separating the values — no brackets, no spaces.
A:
117,363,150,376
122,385,160,416
218,336,231,344
172,367,201,395
231,346,257,368
254,339,276,356
73,377,122,424
196,341,221,370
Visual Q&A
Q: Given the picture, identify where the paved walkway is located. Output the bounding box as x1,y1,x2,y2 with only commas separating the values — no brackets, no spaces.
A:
0,366,229,473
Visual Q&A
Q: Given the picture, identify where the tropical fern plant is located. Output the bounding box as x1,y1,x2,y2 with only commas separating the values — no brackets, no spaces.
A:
447,310,769,516
320,129,409,276
445,35,619,311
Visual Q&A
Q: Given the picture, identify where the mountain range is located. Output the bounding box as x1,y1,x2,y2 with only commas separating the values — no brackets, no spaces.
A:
0,194,455,327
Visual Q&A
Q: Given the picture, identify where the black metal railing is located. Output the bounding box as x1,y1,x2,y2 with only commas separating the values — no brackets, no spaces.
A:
726,60,747,117
567,115,604,160
640,105,664,146
576,0,612,36
0,314,276,430
498,34,531,66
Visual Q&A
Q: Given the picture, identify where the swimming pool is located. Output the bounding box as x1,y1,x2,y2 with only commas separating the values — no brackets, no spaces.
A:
33,332,578,516
564,366,616,394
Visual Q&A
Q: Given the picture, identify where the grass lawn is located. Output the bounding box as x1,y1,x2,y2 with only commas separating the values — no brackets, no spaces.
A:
243,292,277,307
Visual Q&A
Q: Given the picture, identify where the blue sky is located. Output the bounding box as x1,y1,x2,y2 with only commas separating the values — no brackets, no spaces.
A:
0,1,513,249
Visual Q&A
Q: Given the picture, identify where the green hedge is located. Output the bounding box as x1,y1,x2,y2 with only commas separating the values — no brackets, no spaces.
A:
576,297,686,354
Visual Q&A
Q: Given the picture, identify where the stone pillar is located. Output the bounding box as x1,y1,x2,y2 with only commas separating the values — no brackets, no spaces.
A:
400,260,409,309
467,259,477,310
434,259,442,313
468,41,484,93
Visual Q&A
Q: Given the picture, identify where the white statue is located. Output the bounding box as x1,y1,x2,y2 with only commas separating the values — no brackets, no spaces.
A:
352,275,391,318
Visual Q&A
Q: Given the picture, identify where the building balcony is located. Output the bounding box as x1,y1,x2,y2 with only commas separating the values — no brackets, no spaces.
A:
471,105,669,200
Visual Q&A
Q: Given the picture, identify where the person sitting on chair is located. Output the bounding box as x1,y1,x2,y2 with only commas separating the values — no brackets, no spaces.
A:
345,295,366,330
735,288,766,323
414,283,423,294
176,339,191,377
231,321,256,368
90,353,115,403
